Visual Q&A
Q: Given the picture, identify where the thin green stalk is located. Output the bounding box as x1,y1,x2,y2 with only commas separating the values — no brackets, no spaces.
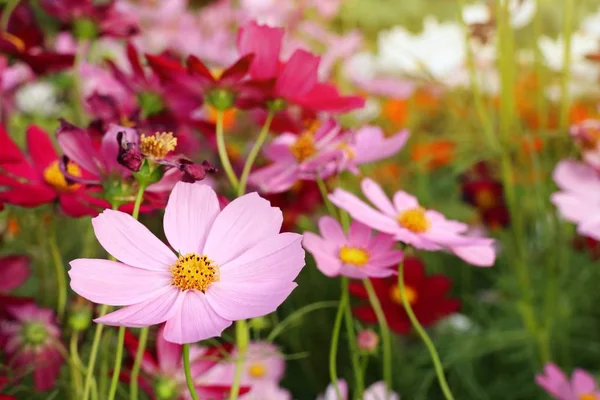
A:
106,327,125,400
98,329,112,399
70,331,83,399
342,277,364,399
215,109,240,190
83,304,108,400
316,176,338,220
183,344,200,400
48,215,67,320
267,301,338,341
129,327,149,400
533,0,548,131
237,111,274,196
363,279,393,397
329,280,348,400
398,261,455,400
229,319,249,400
0,0,19,32
559,0,574,130
131,183,147,220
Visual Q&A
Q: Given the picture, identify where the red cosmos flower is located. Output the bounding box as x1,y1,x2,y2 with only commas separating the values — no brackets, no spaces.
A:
0,5,74,74
349,257,460,335
121,326,250,399
40,0,139,38
0,125,103,217
237,21,365,113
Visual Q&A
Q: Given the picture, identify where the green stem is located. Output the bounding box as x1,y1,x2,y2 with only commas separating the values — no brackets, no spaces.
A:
237,111,274,196
183,344,200,400
363,279,393,397
131,183,147,220
106,327,125,400
229,319,249,400
83,304,108,400
129,327,149,400
0,0,19,32
329,279,348,400
316,176,338,220
70,331,83,399
48,215,67,320
559,0,574,130
215,109,240,190
342,278,364,399
398,261,455,400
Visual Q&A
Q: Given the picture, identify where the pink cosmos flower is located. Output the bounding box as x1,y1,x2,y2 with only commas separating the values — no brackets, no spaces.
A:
0,256,30,292
0,304,63,391
303,217,403,278
318,380,399,400
536,363,600,400
570,119,600,170
551,160,600,241
237,21,364,113
329,178,496,267
121,325,249,399
69,182,305,343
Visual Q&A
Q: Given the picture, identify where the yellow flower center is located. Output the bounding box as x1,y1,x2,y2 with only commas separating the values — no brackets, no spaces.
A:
140,132,177,159
211,68,224,80
390,285,417,305
339,246,369,266
337,142,355,160
169,253,219,292
2,32,26,52
398,207,430,233
248,363,266,378
120,115,136,128
43,160,81,192
474,189,496,210
290,131,317,163
579,394,596,400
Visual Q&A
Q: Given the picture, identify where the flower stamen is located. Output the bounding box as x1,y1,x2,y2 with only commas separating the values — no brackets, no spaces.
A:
248,363,266,378
43,160,81,192
390,285,417,305
169,253,219,292
339,246,369,266
290,131,317,163
140,132,177,159
398,207,430,233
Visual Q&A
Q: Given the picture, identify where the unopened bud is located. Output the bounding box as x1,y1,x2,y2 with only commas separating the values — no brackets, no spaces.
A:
357,329,379,353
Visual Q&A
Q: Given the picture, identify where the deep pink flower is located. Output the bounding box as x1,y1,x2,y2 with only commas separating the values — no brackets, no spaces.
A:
536,363,600,400
121,325,249,399
0,304,63,391
0,256,30,292
329,178,496,267
237,21,364,113
551,160,600,241
0,125,104,217
303,216,403,279
69,182,305,343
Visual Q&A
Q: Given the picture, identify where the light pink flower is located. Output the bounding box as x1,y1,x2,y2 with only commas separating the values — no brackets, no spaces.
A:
318,380,400,400
0,255,30,292
0,304,63,391
303,217,403,278
551,160,600,241
317,380,348,400
69,182,305,344
357,329,379,352
536,363,600,400
329,178,496,267
240,382,292,400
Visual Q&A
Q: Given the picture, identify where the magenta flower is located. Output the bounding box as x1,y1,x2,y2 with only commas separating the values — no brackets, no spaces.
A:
329,178,496,267
0,304,63,391
0,255,30,292
551,160,600,241
303,216,403,278
536,363,600,400
237,21,364,113
69,182,305,343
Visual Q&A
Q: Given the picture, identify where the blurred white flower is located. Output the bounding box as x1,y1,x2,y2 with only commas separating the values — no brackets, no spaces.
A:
582,6,600,38
438,314,479,333
462,2,491,25
15,82,61,116
462,0,536,28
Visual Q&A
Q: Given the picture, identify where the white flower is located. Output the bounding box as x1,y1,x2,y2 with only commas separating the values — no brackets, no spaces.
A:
582,7,600,38
15,82,61,116
439,314,478,333
462,0,536,28
462,3,490,25
376,18,466,82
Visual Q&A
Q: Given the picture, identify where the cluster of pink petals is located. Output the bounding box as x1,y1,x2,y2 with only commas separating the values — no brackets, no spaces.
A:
249,122,409,194
536,363,600,400
303,217,403,279
551,160,600,241
69,182,305,344
329,178,496,267
0,304,63,391
318,380,399,400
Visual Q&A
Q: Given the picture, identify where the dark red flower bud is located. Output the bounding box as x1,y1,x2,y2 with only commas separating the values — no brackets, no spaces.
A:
116,131,142,172
178,159,217,183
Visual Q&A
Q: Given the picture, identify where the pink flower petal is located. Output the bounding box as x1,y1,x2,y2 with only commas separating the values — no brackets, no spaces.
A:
92,209,176,271
95,286,183,327
318,216,346,245
329,189,398,234
551,192,598,224
553,160,600,201
204,192,283,265
163,291,231,344
353,127,409,166
26,126,58,172
69,259,172,306
164,182,220,255
237,22,284,80
348,221,371,248
572,369,598,395
206,280,297,321
56,120,102,176
393,191,420,211
578,216,600,241
219,233,304,282
275,49,319,99
368,250,404,269
450,240,496,267
302,232,342,277
156,325,181,374
361,178,396,216
249,162,299,194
